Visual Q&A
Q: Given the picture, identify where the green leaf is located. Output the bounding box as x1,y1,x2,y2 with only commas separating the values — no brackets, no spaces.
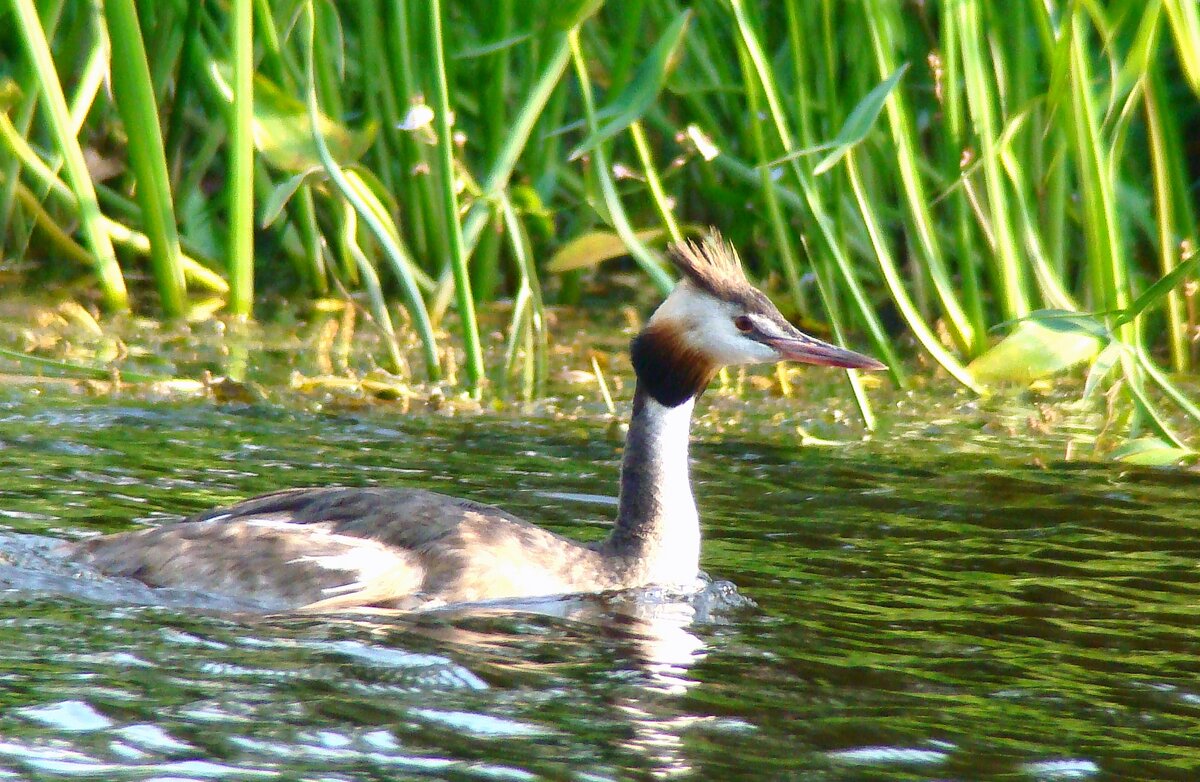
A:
510,184,555,240
547,229,666,272
1113,250,1200,327
548,0,604,34
454,32,532,59
210,63,376,172
0,78,22,111
568,10,692,161
1110,436,1194,466
968,310,1104,384
260,167,321,228
1081,340,1122,404
812,63,909,175
767,63,909,175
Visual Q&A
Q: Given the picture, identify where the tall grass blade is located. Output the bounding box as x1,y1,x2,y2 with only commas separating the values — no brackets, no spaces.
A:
338,201,405,374
0,0,59,254
568,10,691,161
1144,69,1191,370
737,35,810,319
1163,0,1200,94
300,0,440,381
568,33,674,294
0,112,225,294
103,0,188,317
500,195,548,399
11,0,128,311
730,0,901,426
427,0,484,396
865,0,979,355
845,150,982,392
1063,10,1130,331
954,0,1028,320
628,121,683,244
227,0,254,316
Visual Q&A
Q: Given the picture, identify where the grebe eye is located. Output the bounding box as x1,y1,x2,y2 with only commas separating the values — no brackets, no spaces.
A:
733,315,754,333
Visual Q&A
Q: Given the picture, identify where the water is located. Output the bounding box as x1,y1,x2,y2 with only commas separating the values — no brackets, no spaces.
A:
1,384,1199,780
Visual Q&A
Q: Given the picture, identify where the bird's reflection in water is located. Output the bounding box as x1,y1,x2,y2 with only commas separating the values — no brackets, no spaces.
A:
375,578,752,778
606,580,751,777
606,592,707,777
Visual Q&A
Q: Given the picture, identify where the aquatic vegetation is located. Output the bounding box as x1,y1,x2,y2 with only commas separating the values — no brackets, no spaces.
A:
1,0,1198,457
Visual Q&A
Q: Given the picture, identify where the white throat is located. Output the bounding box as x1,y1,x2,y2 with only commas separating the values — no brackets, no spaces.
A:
612,392,701,587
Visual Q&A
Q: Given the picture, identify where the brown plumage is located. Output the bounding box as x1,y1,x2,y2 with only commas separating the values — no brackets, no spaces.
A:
668,231,750,302
73,488,633,611
667,231,781,320
630,321,719,408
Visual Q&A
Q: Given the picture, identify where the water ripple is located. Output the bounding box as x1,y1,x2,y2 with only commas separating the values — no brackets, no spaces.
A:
0,388,1197,779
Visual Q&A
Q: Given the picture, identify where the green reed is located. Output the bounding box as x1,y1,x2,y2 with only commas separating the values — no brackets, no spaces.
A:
10,0,126,311
226,0,254,317
103,0,187,317
426,0,484,394
2,0,1198,451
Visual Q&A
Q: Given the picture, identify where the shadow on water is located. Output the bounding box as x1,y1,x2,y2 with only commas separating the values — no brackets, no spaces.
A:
0,387,1199,779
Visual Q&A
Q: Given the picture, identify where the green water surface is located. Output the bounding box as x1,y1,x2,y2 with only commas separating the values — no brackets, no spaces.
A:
0,379,1197,781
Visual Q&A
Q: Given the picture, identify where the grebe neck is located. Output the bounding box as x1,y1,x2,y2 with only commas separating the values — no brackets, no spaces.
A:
603,385,700,585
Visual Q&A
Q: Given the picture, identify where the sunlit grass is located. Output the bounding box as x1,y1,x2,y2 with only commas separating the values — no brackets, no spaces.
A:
1,0,1198,457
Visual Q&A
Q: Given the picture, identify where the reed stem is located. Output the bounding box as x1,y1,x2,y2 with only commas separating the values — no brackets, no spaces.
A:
227,0,254,317
12,0,128,311
103,0,188,316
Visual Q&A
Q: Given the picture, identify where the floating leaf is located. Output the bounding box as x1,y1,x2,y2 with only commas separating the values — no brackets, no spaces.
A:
210,63,375,172
0,346,162,383
547,229,666,273
568,11,692,160
1110,436,1194,466
968,310,1104,385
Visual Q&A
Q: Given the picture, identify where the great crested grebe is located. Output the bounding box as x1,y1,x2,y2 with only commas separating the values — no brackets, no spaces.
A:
69,231,884,611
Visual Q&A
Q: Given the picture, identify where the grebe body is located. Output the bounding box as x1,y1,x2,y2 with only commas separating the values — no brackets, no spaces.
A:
70,232,883,611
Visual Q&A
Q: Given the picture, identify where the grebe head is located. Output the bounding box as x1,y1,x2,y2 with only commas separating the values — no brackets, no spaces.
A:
631,230,886,406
